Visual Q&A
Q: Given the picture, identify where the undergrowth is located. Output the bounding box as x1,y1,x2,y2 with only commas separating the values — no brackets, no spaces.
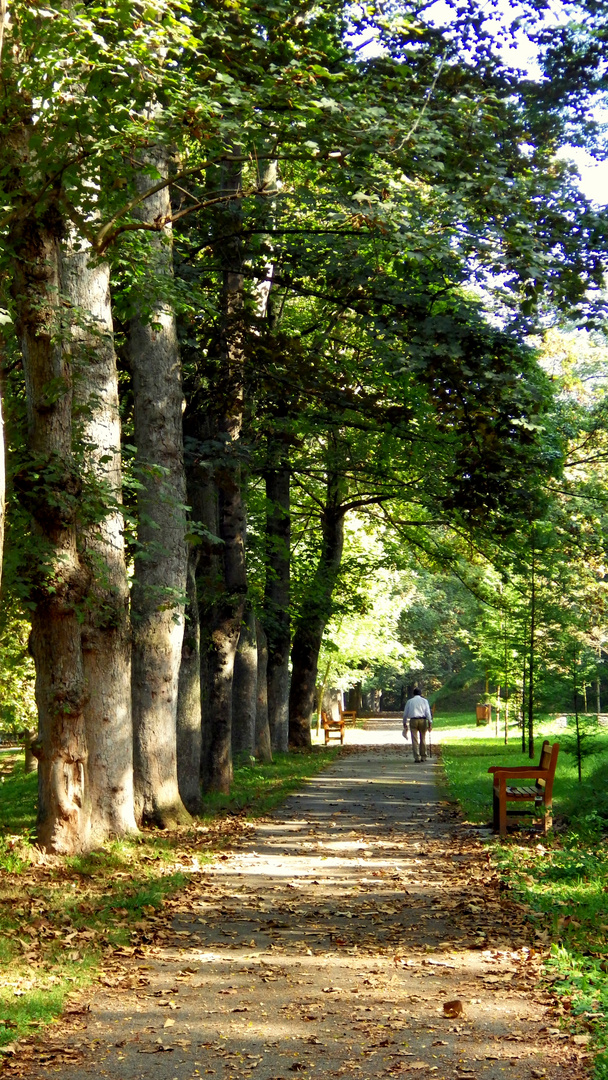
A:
439,712,608,1080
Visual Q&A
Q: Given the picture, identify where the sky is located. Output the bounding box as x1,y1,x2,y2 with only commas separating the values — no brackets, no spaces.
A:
426,0,608,207
557,147,608,205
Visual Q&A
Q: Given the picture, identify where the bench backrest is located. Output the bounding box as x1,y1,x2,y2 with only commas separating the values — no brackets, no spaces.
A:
536,740,559,801
321,711,342,726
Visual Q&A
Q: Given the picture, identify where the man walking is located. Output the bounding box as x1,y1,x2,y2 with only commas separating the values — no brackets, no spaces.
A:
402,687,433,762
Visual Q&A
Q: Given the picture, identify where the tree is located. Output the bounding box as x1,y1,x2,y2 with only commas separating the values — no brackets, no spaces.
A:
3,0,608,849
0,0,198,849
128,153,190,828
61,238,137,842
0,413,3,595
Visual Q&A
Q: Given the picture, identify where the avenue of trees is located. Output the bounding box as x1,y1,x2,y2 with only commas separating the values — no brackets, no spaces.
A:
0,0,607,853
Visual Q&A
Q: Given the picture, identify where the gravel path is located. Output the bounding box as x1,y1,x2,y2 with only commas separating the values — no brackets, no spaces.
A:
14,723,589,1080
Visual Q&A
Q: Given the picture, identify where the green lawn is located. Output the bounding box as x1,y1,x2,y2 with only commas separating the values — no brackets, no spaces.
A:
0,753,38,836
200,748,339,818
437,710,608,1080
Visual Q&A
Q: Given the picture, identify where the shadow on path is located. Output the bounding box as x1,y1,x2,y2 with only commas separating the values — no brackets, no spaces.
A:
15,726,587,1080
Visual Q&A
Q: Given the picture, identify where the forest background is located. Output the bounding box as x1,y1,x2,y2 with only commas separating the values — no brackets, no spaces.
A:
1,0,608,855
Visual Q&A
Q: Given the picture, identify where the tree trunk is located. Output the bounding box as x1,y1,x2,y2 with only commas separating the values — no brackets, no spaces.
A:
24,729,38,775
0,361,4,594
521,618,527,755
573,650,582,782
528,530,536,760
10,209,91,853
129,150,190,827
176,547,202,814
205,474,247,792
348,682,362,713
504,614,509,745
187,458,219,792
232,603,257,760
264,457,290,753
289,475,345,750
204,159,248,794
61,239,137,842
255,619,273,763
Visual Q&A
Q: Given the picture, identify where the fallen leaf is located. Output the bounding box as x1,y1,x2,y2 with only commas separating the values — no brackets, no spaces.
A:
443,1000,463,1018
163,1019,175,1028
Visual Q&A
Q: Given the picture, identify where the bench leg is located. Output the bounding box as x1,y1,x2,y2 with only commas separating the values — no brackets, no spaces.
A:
493,789,499,832
497,781,507,837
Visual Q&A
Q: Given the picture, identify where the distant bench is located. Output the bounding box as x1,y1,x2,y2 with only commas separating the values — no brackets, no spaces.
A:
488,740,559,837
321,711,345,745
339,703,357,726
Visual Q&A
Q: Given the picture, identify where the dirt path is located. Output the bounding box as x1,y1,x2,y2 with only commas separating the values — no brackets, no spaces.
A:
12,725,589,1080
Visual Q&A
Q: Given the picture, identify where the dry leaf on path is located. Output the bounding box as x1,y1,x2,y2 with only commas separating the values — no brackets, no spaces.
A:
443,1000,463,1018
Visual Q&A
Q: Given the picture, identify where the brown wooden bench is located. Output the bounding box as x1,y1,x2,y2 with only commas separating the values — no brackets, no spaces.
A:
322,710,345,745
488,740,559,837
338,702,357,726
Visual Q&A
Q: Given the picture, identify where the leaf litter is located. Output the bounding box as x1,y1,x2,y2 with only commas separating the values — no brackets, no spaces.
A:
0,738,593,1080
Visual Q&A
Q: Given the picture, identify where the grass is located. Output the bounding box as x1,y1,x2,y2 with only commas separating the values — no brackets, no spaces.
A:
0,832,193,1050
437,709,608,1080
0,752,38,834
0,744,339,1052
201,747,339,818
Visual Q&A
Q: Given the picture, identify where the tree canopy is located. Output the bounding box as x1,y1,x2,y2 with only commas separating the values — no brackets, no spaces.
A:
1,0,607,849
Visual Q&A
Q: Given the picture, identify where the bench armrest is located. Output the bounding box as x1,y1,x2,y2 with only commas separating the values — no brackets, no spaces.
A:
489,767,550,780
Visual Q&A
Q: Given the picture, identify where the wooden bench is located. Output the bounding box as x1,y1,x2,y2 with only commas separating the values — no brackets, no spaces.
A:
321,710,345,745
339,703,357,726
488,740,559,837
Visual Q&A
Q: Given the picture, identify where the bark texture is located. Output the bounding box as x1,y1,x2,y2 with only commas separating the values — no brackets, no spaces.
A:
10,209,91,853
232,604,257,760
263,458,290,753
24,730,38,775
129,150,190,826
204,160,248,794
205,466,247,792
254,620,273,763
289,474,345,750
186,455,219,792
0,367,4,594
61,240,137,843
176,548,202,814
